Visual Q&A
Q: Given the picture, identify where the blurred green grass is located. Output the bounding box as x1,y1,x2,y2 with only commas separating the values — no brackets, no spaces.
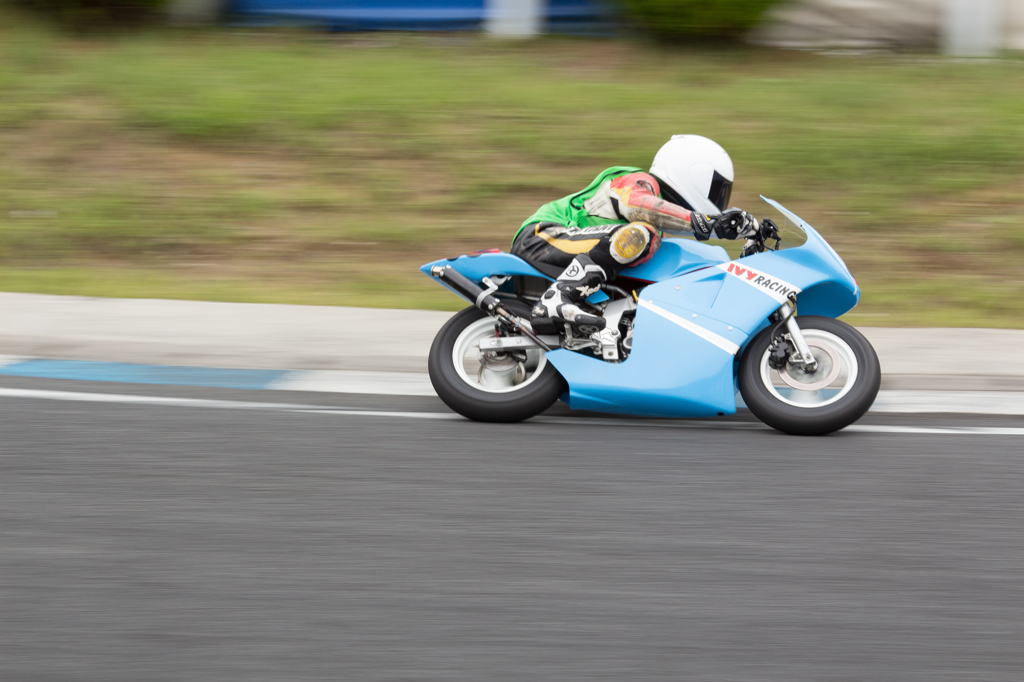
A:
2,9,1023,325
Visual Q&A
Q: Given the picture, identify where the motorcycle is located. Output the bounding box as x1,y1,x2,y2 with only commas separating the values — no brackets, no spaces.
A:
420,198,880,435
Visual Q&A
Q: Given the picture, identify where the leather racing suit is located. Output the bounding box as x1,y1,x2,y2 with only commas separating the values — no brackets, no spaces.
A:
511,166,693,278
511,166,756,331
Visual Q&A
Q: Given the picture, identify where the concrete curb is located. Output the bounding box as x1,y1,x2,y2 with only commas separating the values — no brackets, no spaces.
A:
3,292,1024,391
0,293,451,373
4,357,1024,415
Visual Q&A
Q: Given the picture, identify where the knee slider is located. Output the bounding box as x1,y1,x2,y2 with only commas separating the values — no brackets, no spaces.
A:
611,222,656,265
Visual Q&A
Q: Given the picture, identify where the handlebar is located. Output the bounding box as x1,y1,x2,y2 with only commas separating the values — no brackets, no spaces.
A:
741,217,782,257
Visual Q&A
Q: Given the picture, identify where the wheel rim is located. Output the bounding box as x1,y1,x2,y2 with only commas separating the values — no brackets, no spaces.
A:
758,329,859,409
451,317,548,394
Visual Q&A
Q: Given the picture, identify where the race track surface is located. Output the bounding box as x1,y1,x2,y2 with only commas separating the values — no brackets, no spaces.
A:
3,378,1023,681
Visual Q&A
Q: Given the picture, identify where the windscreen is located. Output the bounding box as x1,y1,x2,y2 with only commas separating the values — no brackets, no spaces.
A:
775,216,808,250
760,196,808,249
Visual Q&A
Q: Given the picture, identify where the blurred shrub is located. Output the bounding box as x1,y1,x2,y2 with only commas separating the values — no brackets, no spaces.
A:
11,0,168,28
619,0,783,38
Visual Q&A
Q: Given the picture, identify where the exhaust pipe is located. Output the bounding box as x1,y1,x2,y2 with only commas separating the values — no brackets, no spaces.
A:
430,265,552,352
431,265,501,313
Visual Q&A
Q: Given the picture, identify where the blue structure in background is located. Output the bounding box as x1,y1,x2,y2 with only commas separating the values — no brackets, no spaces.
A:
228,0,608,32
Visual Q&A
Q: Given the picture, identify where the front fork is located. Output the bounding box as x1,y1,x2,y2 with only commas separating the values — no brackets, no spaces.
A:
778,302,818,372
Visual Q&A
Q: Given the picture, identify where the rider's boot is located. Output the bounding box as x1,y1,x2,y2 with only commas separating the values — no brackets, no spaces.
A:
532,255,607,332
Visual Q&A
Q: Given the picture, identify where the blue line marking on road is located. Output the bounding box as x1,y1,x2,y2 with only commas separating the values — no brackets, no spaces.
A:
0,359,288,390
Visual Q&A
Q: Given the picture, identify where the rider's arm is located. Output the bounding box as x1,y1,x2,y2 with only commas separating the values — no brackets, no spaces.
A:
607,172,694,236
601,171,758,241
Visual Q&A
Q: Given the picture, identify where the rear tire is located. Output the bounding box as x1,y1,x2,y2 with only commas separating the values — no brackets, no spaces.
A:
428,301,567,422
738,316,880,435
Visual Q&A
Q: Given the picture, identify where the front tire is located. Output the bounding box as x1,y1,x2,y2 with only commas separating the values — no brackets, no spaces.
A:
428,302,567,422
738,316,880,435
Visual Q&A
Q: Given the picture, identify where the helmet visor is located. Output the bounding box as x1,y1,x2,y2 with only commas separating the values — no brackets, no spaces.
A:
709,171,733,212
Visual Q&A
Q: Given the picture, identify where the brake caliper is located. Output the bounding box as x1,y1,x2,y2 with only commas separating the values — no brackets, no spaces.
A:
767,336,793,370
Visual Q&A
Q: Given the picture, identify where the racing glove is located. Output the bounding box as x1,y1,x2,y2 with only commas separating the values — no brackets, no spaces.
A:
691,209,758,241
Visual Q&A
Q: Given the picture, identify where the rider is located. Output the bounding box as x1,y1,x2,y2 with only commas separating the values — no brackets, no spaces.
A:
511,134,760,331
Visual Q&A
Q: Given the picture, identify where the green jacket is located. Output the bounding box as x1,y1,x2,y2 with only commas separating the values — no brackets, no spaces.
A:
513,166,648,244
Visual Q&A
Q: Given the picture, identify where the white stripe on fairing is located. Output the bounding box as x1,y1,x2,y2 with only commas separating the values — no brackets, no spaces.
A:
716,261,801,305
4,387,1024,435
638,299,740,356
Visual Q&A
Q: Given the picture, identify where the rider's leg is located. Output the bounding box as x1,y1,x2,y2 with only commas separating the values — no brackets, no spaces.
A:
535,254,608,330
511,221,661,330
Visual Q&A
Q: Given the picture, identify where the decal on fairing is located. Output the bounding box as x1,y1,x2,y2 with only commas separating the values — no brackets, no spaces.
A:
716,261,802,304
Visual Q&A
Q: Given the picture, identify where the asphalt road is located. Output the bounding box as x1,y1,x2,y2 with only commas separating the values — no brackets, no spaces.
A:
3,378,1024,681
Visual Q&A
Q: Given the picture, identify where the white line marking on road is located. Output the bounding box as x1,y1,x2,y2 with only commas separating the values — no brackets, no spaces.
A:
0,387,462,419
269,370,435,396
3,387,1023,435
294,409,460,420
0,387,309,411
0,355,28,370
869,390,1024,416
845,424,1024,436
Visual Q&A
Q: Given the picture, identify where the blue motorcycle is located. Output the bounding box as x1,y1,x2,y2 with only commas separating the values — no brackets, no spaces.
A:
421,198,880,435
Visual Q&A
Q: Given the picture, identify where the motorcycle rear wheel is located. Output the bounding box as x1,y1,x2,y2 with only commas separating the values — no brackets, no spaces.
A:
428,302,567,423
738,316,880,435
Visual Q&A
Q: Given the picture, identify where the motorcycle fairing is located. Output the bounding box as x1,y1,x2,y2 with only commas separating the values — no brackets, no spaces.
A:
624,237,730,281
546,204,861,418
545,291,746,417
419,251,548,282
419,236,731,306
419,199,859,419
418,252,614,304
760,196,860,318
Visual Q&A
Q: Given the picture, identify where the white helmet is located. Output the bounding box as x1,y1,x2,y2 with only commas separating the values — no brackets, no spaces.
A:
650,134,734,216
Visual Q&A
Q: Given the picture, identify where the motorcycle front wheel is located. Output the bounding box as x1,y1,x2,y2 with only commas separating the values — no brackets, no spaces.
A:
428,302,567,422
738,316,881,435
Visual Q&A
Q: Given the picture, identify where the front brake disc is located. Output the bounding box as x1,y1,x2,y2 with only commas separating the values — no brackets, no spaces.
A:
778,341,842,391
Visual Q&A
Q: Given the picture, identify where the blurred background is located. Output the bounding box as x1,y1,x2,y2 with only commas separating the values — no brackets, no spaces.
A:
1,0,1022,326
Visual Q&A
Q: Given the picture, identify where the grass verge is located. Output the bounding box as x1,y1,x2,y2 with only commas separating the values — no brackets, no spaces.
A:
2,10,1023,325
